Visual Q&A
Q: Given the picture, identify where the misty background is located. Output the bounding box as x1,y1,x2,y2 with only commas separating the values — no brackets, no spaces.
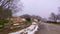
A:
14,0,60,18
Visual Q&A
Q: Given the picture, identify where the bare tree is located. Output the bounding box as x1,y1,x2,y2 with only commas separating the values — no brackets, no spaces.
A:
0,0,12,19
49,12,57,22
57,7,60,20
0,0,23,19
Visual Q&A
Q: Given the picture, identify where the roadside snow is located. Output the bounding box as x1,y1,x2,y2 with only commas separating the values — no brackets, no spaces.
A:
13,23,20,26
9,22,38,34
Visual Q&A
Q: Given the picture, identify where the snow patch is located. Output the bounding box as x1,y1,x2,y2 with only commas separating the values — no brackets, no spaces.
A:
9,22,38,34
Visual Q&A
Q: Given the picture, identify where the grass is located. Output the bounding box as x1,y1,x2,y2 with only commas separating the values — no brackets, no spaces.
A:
0,18,32,33
0,22,32,34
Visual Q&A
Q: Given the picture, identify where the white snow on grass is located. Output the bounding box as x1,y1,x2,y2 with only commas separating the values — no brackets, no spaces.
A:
9,22,38,34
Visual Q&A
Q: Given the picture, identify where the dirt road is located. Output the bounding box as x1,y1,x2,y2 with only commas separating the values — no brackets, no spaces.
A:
35,22,60,34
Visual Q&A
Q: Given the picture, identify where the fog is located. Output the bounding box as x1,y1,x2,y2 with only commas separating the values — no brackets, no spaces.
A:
15,0,60,18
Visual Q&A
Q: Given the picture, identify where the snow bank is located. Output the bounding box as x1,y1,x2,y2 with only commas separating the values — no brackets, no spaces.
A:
9,22,38,34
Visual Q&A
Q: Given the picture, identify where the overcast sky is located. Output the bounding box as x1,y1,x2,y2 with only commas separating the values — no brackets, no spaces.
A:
16,0,60,18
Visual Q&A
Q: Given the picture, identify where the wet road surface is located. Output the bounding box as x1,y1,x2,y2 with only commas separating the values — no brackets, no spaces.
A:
35,22,60,34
